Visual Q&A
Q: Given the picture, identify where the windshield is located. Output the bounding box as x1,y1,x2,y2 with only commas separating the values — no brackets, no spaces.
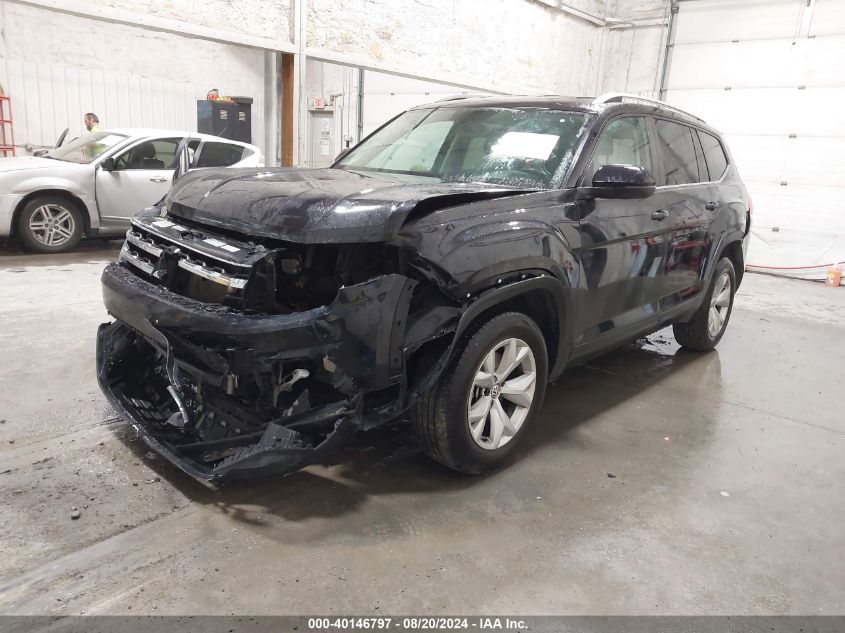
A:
45,132,128,164
336,106,590,188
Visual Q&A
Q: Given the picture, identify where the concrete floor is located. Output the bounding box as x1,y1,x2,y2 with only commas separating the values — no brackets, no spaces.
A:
0,241,844,616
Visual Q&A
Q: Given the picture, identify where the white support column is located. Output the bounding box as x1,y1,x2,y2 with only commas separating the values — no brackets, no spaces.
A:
263,50,281,167
292,0,308,166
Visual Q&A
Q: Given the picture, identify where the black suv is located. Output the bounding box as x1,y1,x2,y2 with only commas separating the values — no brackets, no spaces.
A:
97,94,751,483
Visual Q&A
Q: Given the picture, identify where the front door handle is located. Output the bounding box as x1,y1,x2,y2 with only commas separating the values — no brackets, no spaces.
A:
149,176,169,183
651,209,669,221
705,201,720,211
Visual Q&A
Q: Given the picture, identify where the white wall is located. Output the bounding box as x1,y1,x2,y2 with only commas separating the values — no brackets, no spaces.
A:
0,0,676,163
664,0,845,277
96,0,293,42
0,2,266,152
598,25,668,96
598,0,672,97
306,0,605,95
304,59,360,163
300,1,675,165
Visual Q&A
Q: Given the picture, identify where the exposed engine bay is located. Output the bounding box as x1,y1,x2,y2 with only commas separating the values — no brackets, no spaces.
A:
97,206,464,482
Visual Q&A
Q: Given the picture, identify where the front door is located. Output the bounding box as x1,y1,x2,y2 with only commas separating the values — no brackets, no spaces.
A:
574,115,671,354
95,137,183,230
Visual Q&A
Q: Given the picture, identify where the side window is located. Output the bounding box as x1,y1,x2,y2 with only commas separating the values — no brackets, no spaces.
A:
196,142,246,168
698,130,729,181
114,138,181,170
655,120,699,185
586,116,652,183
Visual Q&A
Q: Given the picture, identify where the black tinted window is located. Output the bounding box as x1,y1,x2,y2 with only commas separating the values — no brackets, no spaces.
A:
196,142,245,167
655,120,699,185
698,130,728,181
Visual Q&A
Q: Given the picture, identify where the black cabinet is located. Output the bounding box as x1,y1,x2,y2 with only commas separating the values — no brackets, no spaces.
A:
197,98,252,143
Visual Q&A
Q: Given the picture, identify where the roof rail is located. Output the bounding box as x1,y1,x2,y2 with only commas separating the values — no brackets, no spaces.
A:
593,92,707,124
435,93,490,103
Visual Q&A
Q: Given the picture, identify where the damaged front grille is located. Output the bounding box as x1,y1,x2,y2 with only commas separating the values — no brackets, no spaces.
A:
120,209,414,315
120,217,257,307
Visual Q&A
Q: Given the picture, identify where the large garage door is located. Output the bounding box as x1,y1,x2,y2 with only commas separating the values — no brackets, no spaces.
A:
665,0,845,278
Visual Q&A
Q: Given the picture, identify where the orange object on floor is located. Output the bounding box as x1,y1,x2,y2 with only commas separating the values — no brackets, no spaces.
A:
826,265,842,287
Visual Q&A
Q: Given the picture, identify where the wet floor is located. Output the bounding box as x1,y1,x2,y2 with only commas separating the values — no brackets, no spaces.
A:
1,242,844,615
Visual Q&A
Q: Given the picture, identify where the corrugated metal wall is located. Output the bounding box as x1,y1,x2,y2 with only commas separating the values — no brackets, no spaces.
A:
0,2,266,154
0,58,264,151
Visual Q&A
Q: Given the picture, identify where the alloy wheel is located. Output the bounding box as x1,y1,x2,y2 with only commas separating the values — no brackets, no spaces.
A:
467,337,537,450
708,270,732,338
29,204,76,247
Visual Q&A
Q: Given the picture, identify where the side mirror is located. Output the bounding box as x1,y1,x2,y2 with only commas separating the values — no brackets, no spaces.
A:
586,164,656,199
100,157,115,172
334,147,352,163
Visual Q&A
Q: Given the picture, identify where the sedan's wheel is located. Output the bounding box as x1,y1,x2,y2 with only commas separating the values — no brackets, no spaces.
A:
17,196,83,253
467,337,537,451
411,312,548,474
673,257,736,351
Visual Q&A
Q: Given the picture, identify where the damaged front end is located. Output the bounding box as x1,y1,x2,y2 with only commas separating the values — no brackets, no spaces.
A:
97,208,457,483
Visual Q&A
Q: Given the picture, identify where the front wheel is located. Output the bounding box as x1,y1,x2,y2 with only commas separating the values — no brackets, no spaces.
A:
411,312,548,474
673,257,736,351
16,195,83,253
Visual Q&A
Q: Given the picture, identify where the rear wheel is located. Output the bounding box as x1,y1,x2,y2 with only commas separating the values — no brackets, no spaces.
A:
411,312,548,473
16,195,83,254
673,257,736,351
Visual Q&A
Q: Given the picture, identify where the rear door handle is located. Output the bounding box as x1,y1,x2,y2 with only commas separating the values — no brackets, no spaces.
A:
651,210,669,221
149,176,169,183
705,201,720,211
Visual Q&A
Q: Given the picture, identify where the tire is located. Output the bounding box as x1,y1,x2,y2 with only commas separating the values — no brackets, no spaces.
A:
16,195,84,254
673,257,736,351
411,311,548,474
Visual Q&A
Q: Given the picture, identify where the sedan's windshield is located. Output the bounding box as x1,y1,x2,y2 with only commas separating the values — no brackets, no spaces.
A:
336,106,590,188
45,132,128,164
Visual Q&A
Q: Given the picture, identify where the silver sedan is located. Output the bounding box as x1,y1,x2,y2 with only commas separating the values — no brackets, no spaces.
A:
0,129,262,253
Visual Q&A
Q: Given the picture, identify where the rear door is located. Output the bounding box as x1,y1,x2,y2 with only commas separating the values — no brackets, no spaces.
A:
95,136,183,227
651,119,713,303
574,115,672,353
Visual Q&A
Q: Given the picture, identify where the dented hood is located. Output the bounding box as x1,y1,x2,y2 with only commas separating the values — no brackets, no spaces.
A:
165,167,533,243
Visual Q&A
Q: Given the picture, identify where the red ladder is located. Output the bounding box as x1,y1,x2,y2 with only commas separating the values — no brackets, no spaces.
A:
0,96,15,157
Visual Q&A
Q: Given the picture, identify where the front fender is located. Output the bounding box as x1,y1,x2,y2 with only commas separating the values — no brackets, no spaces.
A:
457,275,572,376
9,175,97,228
395,190,581,298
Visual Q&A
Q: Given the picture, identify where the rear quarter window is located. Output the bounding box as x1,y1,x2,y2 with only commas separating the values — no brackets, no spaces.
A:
196,142,246,168
697,130,729,181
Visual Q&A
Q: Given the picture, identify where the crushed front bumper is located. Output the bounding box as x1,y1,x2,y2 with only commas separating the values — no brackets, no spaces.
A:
97,262,416,482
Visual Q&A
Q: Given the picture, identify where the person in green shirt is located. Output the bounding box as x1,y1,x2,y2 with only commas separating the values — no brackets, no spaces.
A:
82,113,102,160
84,112,100,134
